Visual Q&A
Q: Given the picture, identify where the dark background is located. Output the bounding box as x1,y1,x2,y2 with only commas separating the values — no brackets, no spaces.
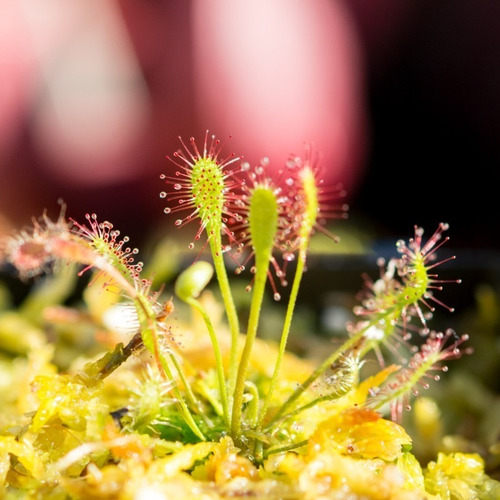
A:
351,0,500,251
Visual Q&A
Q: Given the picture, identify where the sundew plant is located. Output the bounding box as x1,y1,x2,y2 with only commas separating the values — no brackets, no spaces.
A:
1,132,499,499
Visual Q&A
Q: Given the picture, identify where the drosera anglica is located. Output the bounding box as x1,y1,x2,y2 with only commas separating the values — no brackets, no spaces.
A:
160,132,243,251
161,132,243,395
0,132,487,499
368,329,472,421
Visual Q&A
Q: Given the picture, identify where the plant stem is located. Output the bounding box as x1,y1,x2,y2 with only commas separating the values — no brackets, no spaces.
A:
186,296,230,427
168,351,212,427
266,391,345,431
271,328,366,424
263,439,308,459
257,249,306,428
208,231,240,398
157,350,206,441
231,253,269,443
90,332,144,381
244,381,260,428
135,295,206,440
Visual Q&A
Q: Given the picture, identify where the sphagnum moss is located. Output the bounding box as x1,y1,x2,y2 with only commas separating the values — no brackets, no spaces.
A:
0,132,498,499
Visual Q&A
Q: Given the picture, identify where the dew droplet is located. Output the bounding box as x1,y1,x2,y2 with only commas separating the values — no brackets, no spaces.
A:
273,293,281,301
175,219,182,226
159,191,167,198
188,242,195,249
174,183,182,190
164,207,171,214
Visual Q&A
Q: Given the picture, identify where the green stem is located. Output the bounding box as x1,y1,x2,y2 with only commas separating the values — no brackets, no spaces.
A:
134,295,206,440
208,231,240,398
258,249,306,428
244,381,260,428
271,298,411,426
195,380,224,417
263,439,308,459
185,296,230,427
157,351,206,441
231,252,269,443
168,351,212,427
271,328,366,424
266,391,345,431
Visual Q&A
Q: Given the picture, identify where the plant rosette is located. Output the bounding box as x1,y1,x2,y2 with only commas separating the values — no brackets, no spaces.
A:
0,132,498,499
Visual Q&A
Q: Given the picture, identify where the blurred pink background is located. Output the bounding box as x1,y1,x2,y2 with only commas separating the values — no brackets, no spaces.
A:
1,0,499,249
